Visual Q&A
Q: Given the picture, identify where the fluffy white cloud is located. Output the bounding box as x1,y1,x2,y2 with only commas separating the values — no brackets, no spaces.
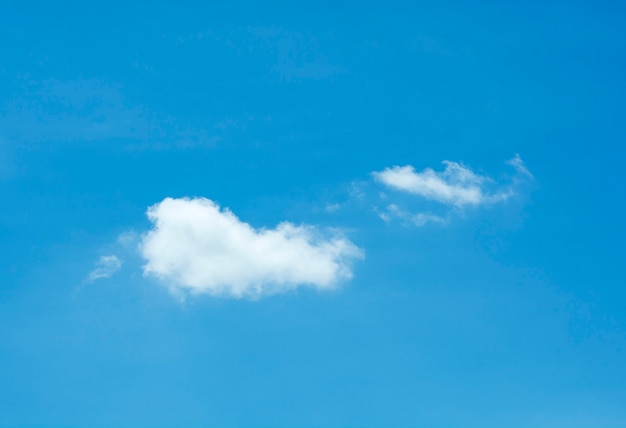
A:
140,197,363,298
371,158,527,207
88,255,122,282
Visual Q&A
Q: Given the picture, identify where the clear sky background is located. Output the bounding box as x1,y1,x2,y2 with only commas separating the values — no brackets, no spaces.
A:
1,2,625,427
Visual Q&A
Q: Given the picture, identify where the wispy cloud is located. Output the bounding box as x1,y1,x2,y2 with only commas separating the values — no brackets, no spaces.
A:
87,255,122,283
0,78,219,150
170,27,347,82
1,79,149,145
325,203,341,213
140,197,363,299
372,156,529,208
507,153,533,178
378,204,447,227
249,26,347,81
369,155,532,226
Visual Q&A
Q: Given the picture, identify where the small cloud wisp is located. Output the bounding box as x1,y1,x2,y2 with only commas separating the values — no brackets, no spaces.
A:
87,255,122,283
372,156,530,208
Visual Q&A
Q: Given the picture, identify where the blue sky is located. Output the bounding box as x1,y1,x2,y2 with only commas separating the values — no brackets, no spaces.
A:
1,1,626,427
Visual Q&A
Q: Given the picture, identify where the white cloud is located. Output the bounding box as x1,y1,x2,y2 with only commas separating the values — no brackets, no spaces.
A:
412,212,448,227
325,203,341,213
378,204,447,227
140,197,363,299
507,153,533,178
116,230,139,247
88,255,122,282
372,158,527,207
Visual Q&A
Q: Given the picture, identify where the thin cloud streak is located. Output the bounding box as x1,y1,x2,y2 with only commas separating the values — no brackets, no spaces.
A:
372,156,530,208
87,255,122,283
